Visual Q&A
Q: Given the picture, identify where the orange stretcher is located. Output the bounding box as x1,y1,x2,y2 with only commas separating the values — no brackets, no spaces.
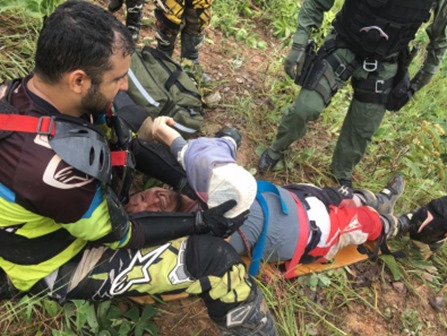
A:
285,241,375,277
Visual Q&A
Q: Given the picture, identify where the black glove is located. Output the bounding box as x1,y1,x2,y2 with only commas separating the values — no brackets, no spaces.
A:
410,69,433,93
284,44,306,80
194,200,249,238
409,196,447,245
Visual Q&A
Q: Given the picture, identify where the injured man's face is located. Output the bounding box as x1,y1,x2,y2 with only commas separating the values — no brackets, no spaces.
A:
125,187,193,214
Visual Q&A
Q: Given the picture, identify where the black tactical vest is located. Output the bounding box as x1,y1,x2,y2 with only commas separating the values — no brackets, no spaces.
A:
333,0,435,58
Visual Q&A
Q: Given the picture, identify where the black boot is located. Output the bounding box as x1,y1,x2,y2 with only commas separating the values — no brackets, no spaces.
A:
355,173,406,215
215,286,278,336
337,178,353,189
376,173,406,214
258,149,281,172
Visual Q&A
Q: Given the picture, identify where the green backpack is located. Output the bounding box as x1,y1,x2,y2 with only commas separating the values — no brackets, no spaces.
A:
127,46,204,136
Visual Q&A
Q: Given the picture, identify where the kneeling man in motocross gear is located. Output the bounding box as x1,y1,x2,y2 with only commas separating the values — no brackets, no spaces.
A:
0,2,277,335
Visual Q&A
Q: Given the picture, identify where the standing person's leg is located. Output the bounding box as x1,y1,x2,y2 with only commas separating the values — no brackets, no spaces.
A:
259,45,355,172
46,237,277,335
125,0,145,40
258,86,328,172
180,0,213,83
330,61,398,186
154,0,185,57
330,100,386,186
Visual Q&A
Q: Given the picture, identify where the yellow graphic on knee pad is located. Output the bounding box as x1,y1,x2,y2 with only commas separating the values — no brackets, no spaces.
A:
186,263,252,304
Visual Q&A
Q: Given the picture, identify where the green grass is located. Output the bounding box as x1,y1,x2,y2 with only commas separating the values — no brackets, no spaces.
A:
0,13,39,81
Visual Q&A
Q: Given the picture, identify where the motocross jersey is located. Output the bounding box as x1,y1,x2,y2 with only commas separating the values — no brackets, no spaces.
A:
0,76,132,290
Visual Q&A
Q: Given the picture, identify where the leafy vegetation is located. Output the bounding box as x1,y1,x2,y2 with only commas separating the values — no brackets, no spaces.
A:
0,0,62,18
1,0,447,335
0,294,157,335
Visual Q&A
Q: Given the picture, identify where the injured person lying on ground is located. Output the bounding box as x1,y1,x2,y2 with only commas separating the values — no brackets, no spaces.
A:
127,116,447,278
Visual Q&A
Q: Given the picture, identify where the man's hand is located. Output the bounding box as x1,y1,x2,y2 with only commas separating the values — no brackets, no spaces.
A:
410,69,433,93
152,116,181,146
284,44,306,80
194,200,249,238
136,117,154,141
0,84,6,99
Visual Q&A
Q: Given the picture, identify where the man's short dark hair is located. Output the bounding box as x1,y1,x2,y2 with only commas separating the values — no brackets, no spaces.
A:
34,0,135,85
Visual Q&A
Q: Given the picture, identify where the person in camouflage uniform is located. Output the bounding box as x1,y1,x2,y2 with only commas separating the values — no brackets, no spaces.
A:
153,0,213,83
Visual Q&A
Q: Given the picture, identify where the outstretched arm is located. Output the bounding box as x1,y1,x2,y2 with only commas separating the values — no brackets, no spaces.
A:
130,199,248,247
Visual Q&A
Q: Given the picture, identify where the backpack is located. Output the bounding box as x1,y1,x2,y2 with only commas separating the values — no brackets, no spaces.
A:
126,46,204,137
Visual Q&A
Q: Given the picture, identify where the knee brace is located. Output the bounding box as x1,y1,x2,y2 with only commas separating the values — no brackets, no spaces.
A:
185,235,241,278
185,235,251,318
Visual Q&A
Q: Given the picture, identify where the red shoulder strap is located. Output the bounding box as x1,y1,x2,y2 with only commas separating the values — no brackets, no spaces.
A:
0,114,56,136
0,114,128,167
